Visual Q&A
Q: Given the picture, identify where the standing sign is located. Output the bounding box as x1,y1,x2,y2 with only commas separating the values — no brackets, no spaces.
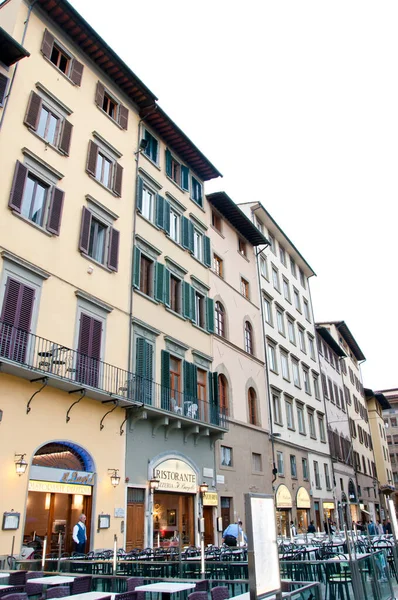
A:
245,493,281,600
388,498,398,538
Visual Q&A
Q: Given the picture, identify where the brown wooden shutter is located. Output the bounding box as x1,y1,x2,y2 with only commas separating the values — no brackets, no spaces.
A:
58,119,73,155
0,278,35,363
79,207,92,254
69,58,84,86
9,161,27,213
95,81,105,108
118,104,128,130
113,162,123,197
86,141,98,176
24,92,42,130
0,74,8,106
107,228,120,272
41,29,54,59
46,187,65,235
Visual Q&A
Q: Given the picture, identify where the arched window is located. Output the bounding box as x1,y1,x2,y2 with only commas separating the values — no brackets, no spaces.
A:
218,374,229,418
248,387,258,425
215,302,225,337
244,321,253,354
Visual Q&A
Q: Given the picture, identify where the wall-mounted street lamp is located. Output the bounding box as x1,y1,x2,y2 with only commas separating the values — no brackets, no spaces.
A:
15,453,28,476
149,478,160,494
108,469,121,487
199,482,208,495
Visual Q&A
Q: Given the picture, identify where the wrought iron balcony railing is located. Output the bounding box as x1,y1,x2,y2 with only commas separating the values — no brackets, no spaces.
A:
0,320,228,429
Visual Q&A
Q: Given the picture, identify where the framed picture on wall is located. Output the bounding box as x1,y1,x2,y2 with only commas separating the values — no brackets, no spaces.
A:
167,509,177,526
2,512,20,530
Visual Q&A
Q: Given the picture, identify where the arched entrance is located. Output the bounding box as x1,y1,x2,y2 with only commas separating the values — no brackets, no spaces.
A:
24,441,95,555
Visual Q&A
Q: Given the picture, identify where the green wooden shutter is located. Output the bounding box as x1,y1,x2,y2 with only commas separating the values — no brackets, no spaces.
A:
164,268,171,308
181,165,189,191
206,297,215,333
133,246,141,288
203,236,211,267
161,350,170,409
156,194,164,229
182,216,190,249
144,340,154,404
183,281,191,319
208,371,214,414
212,372,220,426
184,361,197,403
188,221,194,253
192,364,198,400
135,338,153,405
164,200,171,234
155,262,165,303
165,149,172,177
136,176,143,212
190,285,196,323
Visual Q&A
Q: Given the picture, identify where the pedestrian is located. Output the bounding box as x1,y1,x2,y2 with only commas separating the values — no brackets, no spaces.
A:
368,520,376,536
222,520,247,547
290,521,297,537
72,513,87,554
377,520,384,535
307,520,316,533
384,519,392,534
324,520,329,534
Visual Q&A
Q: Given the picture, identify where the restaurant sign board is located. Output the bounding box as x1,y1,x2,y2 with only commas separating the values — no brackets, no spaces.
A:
296,487,311,509
153,459,197,493
30,466,95,485
203,492,218,506
276,484,292,509
28,480,92,495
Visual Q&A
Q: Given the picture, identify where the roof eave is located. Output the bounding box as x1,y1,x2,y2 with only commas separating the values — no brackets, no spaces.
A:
0,26,30,66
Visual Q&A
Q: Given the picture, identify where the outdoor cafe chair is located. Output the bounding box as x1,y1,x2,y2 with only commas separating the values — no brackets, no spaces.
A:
188,592,208,600
126,577,144,600
25,572,45,598
2,594,28,600
9,573,27,587
0,591,25,599
114,593,138,600
325,554,353,600
70,576,92,595
210,587,230,600
46,587,71,599
194,581,209,592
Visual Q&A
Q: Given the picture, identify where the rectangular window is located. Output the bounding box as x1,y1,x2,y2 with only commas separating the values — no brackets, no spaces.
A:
290,257,297,277
268,344,278,373
140,255,154,297
86,141,123,196
95,152,112,187
290,455,297,478
277,451,284,475
287,318,296,344
221,446,232,467
334,384,340,407
194,291,206,329
272,267,280,291
279,245,287,266
191,176,203,207
143,129,159,163
313,376,320,400
276,308,285,335
285,399,294,429
169,355,181,407
213,254,223,277
283,278,291,302
238,238,247,256
141,186,155,222
314,461,321,488
88,217,107,263
252,453,262,472
328,378,335,403
324,464,331,489
212,211,222,232
273,393,282,425
302,457,308,480
293,288,301,311
303,299,311,321
255,217,263,233
303,367,311,394
21,173,49,227
260,256,268,279
292,358,300,387
299,268,306,289
50,43,70,74
36,106,60,145
169,209,180,243
281,351,290,381
24,91,73,155
193,229,203,262
308,410,316,438
308,335,315,360
170,275,182,314
79,207,119,271
263,296,273,325
318,415,326,442
269,233,276,254
240,277,249,299
297,404,305,434
298,327,306,353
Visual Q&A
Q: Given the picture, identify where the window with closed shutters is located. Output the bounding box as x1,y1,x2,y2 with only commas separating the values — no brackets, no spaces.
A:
0,278,35,363
76,313,102,388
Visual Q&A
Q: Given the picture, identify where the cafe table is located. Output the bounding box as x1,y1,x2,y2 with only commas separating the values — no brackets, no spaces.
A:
30,576,76,585
0,576,9,581
135,581,196,600
0,586,13,590
60,593,113,600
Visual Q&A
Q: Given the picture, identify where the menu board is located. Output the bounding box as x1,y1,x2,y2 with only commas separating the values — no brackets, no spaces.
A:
245,493,281,600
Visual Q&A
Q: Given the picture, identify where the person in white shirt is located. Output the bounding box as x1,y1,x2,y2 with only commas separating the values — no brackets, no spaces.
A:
72,514,87,554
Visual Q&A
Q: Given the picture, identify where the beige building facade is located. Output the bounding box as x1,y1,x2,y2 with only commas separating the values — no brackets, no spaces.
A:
382,389,398,513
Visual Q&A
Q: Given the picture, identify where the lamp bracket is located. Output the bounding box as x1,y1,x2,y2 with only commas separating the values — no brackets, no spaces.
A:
100,400,118,431
26,377,49,414
66,389,86,422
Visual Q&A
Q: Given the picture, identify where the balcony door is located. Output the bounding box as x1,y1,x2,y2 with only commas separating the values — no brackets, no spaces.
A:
0,277,35,363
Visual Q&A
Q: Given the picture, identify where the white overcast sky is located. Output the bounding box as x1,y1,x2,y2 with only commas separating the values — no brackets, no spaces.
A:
69,0,398,390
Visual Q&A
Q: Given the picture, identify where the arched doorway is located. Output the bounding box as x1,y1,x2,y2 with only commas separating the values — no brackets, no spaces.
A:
24,441,95,555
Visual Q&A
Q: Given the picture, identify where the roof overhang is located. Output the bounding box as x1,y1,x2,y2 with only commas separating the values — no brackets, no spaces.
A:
0,26,30,66
35,0,221,182
316,326,346,357
207,192,269,246
335,321,366,361
364,388,391,410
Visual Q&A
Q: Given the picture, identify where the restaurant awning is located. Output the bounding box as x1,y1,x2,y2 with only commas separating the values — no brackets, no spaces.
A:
360,508,371,515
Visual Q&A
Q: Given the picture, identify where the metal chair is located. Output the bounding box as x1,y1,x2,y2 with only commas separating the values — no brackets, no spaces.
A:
188,593,208,600
194,581,209,592
126,577,144,600
46,587,71,600
210,587,230,600
25,572,45,597
2,594,28,600
70,576,92,594
9,573,27,587
0,592,25,600
114,594,138,600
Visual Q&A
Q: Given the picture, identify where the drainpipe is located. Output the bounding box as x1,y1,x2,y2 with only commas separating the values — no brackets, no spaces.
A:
0,0,37,131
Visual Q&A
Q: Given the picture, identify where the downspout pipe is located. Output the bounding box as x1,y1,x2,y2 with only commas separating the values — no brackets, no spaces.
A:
0,0,37,130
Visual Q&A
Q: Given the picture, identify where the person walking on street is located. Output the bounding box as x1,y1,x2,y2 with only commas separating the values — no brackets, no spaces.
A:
222,520,247,546
307,521,316,533
73,514,87,554
368,520,376,536
290,521,297,537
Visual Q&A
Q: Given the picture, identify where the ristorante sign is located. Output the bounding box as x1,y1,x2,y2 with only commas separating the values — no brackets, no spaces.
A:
153,459,197,493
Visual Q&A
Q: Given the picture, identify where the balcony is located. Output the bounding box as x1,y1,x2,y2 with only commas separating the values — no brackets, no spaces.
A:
0,321,228,432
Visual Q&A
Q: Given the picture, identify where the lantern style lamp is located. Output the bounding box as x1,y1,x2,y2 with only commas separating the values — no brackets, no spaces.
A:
108,469,121,487
15,453,28,476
